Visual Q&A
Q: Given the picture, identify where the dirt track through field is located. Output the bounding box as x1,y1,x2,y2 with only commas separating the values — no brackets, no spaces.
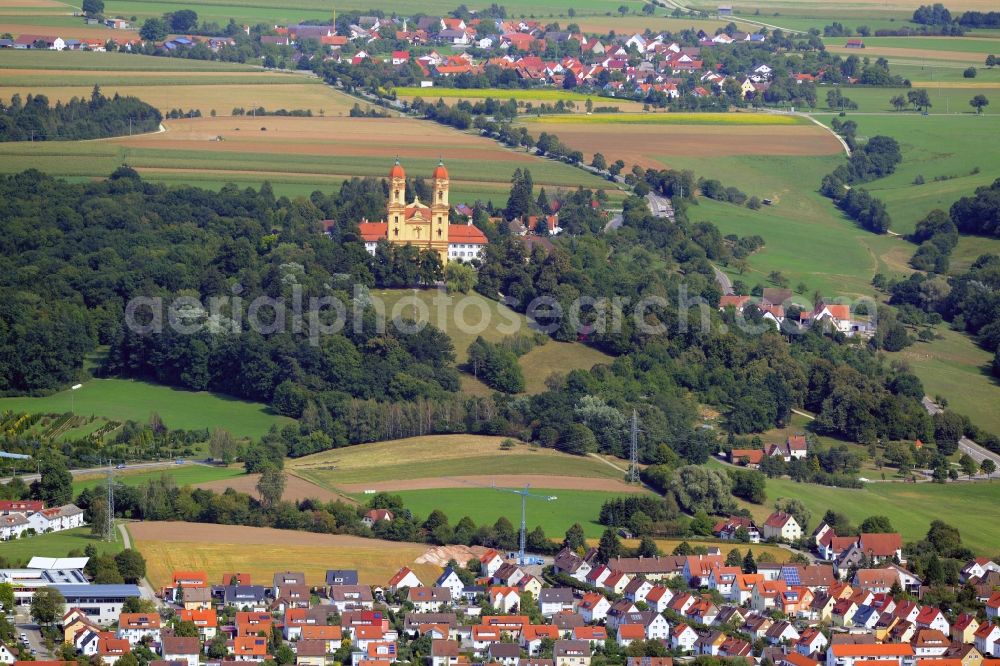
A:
194,472,355,503
334,474,645,493
129,521,395,546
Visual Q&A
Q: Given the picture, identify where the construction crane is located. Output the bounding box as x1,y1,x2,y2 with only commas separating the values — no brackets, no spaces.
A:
493,483,557,566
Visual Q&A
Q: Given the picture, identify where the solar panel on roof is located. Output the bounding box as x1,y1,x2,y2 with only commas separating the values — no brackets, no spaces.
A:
781,566,800,586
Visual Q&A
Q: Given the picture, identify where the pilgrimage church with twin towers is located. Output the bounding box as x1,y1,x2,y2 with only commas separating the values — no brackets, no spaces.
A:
353,159,489,263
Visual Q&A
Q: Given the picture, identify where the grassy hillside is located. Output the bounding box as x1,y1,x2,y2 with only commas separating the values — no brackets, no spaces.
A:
288,434,624,485
731,468,1000,554
816,114,1000,236
679,156,908,297
886,326,1000,437
0,378,291,440
375,289,613,391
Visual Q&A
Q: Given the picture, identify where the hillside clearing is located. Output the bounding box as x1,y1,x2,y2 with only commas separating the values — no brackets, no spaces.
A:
730,469,1000,554
0,378,291,440
287,434,625,486
375,289,613,391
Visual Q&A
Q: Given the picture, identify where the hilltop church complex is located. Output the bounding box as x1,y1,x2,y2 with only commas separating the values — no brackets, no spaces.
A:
350,160,488,263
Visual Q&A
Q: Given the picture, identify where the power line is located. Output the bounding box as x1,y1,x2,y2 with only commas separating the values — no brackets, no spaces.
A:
629,409,640,483
104,459,116,542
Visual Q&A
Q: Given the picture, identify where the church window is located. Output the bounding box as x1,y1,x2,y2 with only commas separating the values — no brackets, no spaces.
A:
394,216,399,223
393,227,398,237
438,190,443,202
437,228,442,237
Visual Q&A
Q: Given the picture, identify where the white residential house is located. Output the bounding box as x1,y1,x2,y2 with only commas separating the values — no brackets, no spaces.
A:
578,593,610,623
539,588,575,617
387,567,422,593
117,614,161,645
0,641,18,664
479,550,505,577
762,512,802,542
671,624,698,653
975,623,1000,657
435,568,465,601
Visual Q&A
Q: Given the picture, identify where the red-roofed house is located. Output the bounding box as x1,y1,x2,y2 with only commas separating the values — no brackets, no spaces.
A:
730,448,765,468
762,512,802,542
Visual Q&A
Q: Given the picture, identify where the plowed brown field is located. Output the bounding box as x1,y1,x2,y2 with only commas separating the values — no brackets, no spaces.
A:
532,123,844,170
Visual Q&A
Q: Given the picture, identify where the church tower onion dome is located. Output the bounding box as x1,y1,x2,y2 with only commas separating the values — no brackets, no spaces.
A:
432,160,449,180
390,159,405,179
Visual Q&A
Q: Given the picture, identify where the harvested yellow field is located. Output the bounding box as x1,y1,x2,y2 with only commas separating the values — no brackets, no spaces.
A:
0,82,357,116
129,521,444,588
290,434,545,473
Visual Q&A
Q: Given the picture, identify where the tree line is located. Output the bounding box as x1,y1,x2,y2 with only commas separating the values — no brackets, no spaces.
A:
0,87,160,141
820,121,902,233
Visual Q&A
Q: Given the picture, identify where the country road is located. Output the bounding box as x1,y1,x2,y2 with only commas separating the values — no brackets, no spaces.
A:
921,396,1000,477
0,459,211,485
118,522,163,606
713,265,734,296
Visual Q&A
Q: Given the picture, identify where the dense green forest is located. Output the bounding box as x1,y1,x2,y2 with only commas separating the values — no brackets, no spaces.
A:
0,87,161,141
0,168,980,472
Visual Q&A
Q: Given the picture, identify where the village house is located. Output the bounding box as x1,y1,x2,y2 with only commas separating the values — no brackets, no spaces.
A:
160,636,199,666
762,512,802,542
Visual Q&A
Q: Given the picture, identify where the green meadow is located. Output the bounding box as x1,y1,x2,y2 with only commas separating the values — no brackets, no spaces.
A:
379,487,640,537
0,378,291,440
0,527,124,564
841,86,1000,114
671,154,908,297
815,113,1000,235
72,463,244,495
0,142,612,205
887,326,1000,438
734,470,1000,555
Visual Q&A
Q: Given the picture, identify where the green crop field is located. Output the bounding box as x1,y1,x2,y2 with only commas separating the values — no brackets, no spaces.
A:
731,468,1000,554
0,50,261,72
72,463,245,495
378,487,638,537
857,35,1000,55
0,527,124,564
0,378,291,440
102,0,647,25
